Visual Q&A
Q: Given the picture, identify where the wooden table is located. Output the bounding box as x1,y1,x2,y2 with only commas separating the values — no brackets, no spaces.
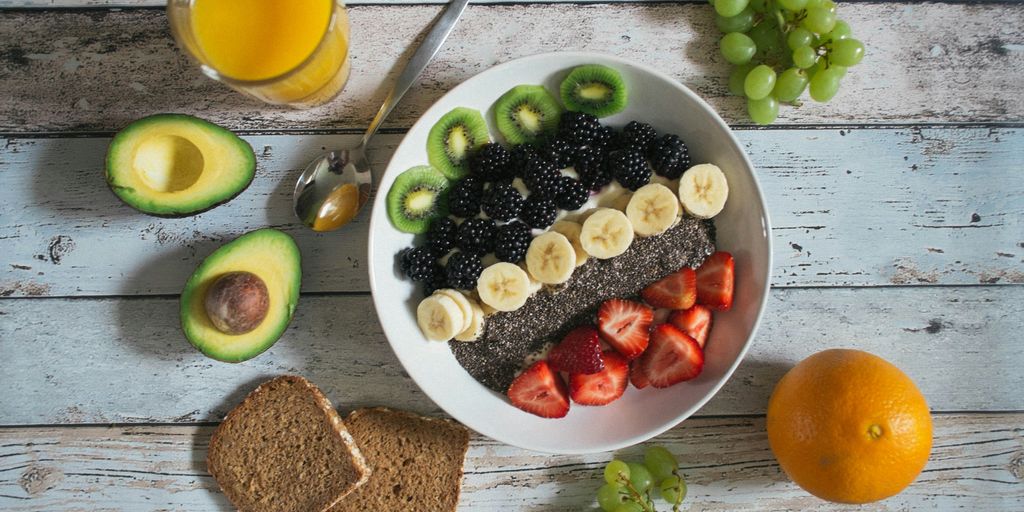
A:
1,0,1021,509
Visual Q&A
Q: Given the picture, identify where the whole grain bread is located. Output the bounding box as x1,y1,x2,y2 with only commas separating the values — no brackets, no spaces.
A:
207,375,370,512
330,407,470,512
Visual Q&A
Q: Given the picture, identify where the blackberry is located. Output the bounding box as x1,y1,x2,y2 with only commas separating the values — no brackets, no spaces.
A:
445,251,483,290
647,134,691,180
618,121,658,152
423,265,449,297
555,176,589,211
538,136,576,169
457,217,496,256
447,176,484,218
470,143,513,182
398,246,437,282
481,181,524,221
520,195,558,229
494,221,532,263
508,144,540,178
608,147,651,190
575,146,613,191
590,125,615,151
558,111,602,146
522,158,563,199
426,217,458,256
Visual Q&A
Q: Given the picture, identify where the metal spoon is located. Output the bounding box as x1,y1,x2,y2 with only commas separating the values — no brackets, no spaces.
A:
294,0,471,232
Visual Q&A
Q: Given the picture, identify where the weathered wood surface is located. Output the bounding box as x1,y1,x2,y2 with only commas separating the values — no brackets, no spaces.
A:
2,128,1021,297
1,286,1020,425
2,3,1023,133
0,414,1020,510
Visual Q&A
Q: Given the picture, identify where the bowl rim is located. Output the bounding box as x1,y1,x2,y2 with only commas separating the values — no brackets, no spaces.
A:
367,50,773,453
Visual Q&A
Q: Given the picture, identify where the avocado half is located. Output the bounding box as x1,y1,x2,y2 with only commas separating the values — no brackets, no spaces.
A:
180,229,301,362
106,114,256,217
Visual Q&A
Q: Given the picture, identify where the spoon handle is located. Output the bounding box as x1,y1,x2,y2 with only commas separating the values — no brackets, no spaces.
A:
361,0,471,147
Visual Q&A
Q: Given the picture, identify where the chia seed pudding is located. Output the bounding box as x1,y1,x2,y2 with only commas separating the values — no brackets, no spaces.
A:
449,216,716,393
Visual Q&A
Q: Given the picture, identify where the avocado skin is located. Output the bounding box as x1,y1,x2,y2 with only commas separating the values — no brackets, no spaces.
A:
105,113,256,217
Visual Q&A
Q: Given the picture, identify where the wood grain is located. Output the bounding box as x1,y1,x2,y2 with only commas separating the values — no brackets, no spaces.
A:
0,414,1020,510
2,3,1023,132
1,286,1020,425
1,128,1021,297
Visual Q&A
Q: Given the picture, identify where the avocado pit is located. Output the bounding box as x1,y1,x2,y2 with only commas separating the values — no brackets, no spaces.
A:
204,271,270,335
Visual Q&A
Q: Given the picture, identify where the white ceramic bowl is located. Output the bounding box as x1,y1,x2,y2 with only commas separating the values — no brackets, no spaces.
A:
368,52,772,454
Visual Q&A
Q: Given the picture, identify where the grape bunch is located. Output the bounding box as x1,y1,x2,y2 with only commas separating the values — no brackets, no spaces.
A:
596,446,688,512
713,0,866,124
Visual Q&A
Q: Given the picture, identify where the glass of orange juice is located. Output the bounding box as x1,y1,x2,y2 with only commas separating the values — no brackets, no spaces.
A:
168,0,351,108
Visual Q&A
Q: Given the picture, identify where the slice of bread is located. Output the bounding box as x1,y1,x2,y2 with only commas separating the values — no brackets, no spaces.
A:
330,407,471,512
207,376,370,512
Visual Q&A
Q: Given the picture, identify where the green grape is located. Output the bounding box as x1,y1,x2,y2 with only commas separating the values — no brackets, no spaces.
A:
714,0,750,18
643,446,678,481
612,503,645,512
815,59,848,78
743,64,776,100
772,68,808,102
626,463,653,493
597,483,629,511
830,38,864,66
749,0,769,13
777,0,807,11
792,46,817,69
809,67,842,102
720,32,757,65
748,95,779,125
748,20,782,60
821,0,837,12
801,7,836,34
826,20,852,41
787,28,813,51
804,0,824,7
658,475,688,505
604,460,631,485
715,7,755,33
728,63,755,96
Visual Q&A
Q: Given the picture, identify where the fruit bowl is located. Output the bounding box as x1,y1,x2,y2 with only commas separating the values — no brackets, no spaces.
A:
368,52,772,454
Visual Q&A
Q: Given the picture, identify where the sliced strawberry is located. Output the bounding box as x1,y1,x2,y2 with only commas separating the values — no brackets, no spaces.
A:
507,361,570,418
695,251,734,311
549,326,604,375
597,298,654,360
668,304,713,348
629,360,650,389
569,351,629,405
638,324,704,388
641,267,697,310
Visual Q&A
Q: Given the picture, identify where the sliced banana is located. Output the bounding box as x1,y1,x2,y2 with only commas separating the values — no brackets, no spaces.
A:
610,191,633,212
453,299,486,342
433,289,473,333
580,208,634,259
519,263,544,294
416,294,465,341
476,262,532,312
679,163,729,219
525,231,577,284
626,183,681,236
550,220,589,267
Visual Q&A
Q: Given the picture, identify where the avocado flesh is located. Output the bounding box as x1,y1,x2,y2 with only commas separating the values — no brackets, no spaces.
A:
180,229,301,362
106,114,255,217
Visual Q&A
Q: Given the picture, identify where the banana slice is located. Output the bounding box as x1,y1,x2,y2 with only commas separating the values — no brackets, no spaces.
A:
416,294,465,341
580,208,634,259
550,220,589,267
519,263,544,294
525,231,577,284
679,163,729,219
626,183,680,236
610,191,633,212
433,289,473,333
476,262,532,312
453,299,486,342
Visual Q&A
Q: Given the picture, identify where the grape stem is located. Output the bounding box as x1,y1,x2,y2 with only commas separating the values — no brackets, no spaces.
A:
615,474,656,512
670,469,684,512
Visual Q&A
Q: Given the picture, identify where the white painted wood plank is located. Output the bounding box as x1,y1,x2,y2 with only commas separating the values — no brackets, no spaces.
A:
2,3,1022,132
0,286,1020,425
0,415,1020,510
2,128,1021,297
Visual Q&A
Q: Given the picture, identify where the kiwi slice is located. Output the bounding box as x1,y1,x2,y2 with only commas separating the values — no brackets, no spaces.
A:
427,107,490,180
559,64,628,118
493,85,562,146
386,166,450,234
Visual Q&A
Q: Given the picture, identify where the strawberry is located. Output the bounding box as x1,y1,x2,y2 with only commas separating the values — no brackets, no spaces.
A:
569,351,629,405
629,360,650,389
641,267,697,310
695,251,734,310
548,326,604,374
668,304,713,348
597,298,654,360
638,324,704,388
507,360,570,418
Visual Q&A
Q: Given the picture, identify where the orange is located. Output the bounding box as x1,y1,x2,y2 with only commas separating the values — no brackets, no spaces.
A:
766,349,932,504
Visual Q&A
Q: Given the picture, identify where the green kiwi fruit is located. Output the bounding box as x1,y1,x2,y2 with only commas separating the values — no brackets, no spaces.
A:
386,166,450,234
427,107,490,180
493,85,562,145
559,64,628,118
